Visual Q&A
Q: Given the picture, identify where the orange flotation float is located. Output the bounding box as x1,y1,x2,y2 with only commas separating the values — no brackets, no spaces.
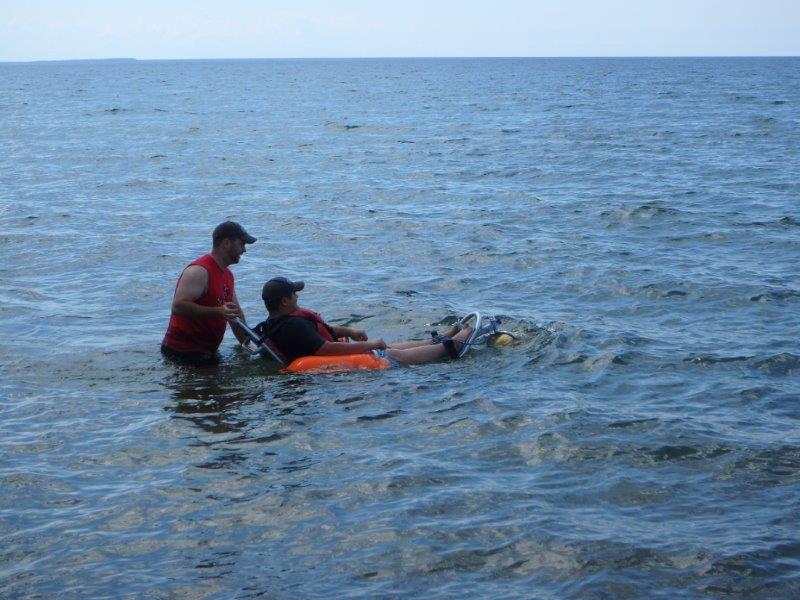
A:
283,353,390,374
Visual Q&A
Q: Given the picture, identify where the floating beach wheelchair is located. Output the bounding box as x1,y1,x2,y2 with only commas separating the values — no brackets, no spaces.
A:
235,312,515,374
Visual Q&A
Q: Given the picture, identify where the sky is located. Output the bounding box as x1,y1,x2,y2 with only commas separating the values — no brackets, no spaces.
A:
1,0,798,62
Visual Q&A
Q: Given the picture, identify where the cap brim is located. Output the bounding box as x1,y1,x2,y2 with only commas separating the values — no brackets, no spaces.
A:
292,281,305,292
243,233,257,244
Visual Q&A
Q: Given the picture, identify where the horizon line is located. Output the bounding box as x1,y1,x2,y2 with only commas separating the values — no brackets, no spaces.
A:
2,54,799,64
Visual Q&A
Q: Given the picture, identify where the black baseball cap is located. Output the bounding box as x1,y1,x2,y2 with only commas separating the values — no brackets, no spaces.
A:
213,221,256,244
262,277,305,306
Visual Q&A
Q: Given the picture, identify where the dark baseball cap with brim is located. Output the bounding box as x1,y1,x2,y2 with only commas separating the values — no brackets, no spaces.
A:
213,221,256,244
262,277,305,305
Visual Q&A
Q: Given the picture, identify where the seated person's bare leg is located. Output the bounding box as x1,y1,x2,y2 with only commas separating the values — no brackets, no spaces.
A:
386,324,473,366
386,322,465,350
386,340,433,350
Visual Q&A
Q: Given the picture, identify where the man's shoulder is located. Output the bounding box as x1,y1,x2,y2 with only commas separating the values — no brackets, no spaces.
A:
191,254,231,275
190,253,213,266
184,262,208,273
180,263,209,284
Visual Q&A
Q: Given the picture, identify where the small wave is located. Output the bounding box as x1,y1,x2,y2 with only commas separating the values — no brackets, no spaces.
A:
607,417,659,429
724,445,800,484
704,541,800,593
744,216,800,228
753,115,777,125
683,355,752,367
239,432,288,444
602,203,678,222
750,289,800,303
642,443,733,464
555,354,588,366
334,313,376,327
680,353,800,376
123,178,168,188
334,394,366,406
480,169,519,178
649,445,701,462
738,386,779,399
753,353,800,376
728,93,758,103
357,410,403,421
553,352,627,370
638,282,691,300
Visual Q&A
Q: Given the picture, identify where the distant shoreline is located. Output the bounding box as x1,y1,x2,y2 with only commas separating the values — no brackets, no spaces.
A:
11,58,139,64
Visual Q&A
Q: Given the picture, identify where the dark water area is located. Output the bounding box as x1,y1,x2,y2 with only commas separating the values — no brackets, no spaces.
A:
1,57,799,598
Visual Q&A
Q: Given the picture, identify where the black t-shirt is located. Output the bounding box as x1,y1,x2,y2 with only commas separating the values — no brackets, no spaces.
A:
257,316,326,362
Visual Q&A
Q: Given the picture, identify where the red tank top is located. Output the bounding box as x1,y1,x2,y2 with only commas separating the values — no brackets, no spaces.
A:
162,254,234,354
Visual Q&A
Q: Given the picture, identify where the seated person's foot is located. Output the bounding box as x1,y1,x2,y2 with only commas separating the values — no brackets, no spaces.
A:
444,322,462,338
453,323,473,343
445,314,479,338
442,323,474,358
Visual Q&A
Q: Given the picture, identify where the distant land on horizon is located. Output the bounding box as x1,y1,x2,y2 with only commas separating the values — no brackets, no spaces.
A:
14,58,139,64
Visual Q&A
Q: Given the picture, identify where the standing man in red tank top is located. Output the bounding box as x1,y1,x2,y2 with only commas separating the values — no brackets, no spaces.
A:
161,221,256,365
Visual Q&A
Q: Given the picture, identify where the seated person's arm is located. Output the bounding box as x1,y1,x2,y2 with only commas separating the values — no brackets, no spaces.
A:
316,338,385,355
329,325,368,341
275,318,385,358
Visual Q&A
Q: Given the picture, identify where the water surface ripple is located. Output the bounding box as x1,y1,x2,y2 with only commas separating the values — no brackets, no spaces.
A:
1,58,799,598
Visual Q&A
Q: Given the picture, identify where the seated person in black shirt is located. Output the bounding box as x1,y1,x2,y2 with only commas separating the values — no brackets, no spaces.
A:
254,277,473,366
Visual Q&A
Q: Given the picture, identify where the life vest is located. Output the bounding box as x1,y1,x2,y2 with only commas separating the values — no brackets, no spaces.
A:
289,308,340,342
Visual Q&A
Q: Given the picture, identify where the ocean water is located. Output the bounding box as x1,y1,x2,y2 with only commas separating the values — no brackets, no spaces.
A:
1,57,799,598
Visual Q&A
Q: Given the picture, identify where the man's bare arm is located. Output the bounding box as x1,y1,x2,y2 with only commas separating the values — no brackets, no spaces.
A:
171,265,238,320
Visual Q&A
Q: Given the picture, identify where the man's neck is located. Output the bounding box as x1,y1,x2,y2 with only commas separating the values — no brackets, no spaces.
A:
210,249,230,269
